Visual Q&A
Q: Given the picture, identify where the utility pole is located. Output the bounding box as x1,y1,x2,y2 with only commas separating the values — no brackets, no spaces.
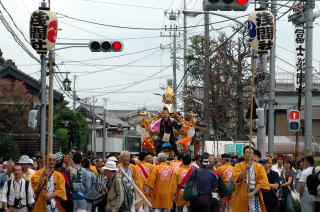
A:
73,75,77,111
92,96,97,157
268,0,276,156
47,50,55,154
173,27,177,110
102,98,107,159
183,0,188,114
304,0,314,156
162,10,179,110
256,0,269,158
203,12,211,142
40,54,47,156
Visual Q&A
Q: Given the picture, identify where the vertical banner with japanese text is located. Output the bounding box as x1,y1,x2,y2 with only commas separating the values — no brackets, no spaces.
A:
294,26,305,89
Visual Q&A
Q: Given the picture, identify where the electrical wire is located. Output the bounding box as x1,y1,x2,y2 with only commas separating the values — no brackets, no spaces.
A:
57,12,247,31
79,0,166,10
58,44,171,63
0,7,40,63
0,1,31,46
92,63,173,97
77,74,172,92
59,20,109,38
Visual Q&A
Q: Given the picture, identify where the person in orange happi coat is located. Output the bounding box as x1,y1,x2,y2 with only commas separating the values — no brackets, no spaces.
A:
31,154,67,212
145,153,177,212
217,153,234,212
232,146,270,212
171,153,184,172
136,152,155,212
174,153,193,212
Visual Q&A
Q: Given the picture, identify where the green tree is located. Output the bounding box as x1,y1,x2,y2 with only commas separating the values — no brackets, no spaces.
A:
0,78,39,133
54,101,90,153
0,136,20,161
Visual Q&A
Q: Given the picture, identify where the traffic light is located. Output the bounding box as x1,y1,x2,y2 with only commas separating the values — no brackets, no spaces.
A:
256,108,265,128
203,0,249,11
288,110,300,132
28,109,38,129
89,40,124,52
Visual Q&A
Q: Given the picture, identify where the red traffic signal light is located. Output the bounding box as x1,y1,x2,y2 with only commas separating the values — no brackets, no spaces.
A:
289,111,299,120
112,41,123,51
236,0,248,5
89,40,124,52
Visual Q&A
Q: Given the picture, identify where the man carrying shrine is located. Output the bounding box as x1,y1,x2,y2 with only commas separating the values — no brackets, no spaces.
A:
232,146,270,212
217,153,234,212
174,153,193,212
145,153,177,212
31,154,67,212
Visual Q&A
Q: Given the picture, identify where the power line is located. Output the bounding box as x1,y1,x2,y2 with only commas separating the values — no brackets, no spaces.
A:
59,20,109,38
0,1,30,46
79,0,166,10
58,44,170,63
92,63,173,97
57,12,247,31
0,6,39,63
58,35,162,41
77,74,172,92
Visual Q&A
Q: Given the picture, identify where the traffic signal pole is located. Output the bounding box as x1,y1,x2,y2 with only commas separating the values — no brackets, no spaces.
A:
47,51,55,154
40,54,47,156
304,0,314,156
268,0,277,157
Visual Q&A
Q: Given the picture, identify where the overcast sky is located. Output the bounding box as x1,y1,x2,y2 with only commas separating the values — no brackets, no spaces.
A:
1,0,320,110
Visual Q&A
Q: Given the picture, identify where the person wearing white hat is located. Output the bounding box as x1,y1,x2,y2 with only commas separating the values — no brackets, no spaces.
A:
107,156,118,163
15,156,35,181
104,161,124,212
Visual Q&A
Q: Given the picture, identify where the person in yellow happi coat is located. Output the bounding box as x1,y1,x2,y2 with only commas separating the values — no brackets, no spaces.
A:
145,153,177,211
136,152,155,211
31,154,67,212
174,153,193,212
233,146,270,212
217,153,234,211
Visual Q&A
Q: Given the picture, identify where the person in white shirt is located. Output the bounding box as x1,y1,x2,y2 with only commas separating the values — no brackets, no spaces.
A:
299,156,315,212
271,155,285,176
1,164,34,212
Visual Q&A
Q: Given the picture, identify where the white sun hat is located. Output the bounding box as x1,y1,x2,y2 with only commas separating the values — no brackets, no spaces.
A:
17,155,31,164
104,161,118,171
107,156,118,163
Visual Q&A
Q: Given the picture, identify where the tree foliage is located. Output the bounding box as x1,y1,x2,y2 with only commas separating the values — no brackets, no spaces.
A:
0,78,38,133
185,26,252,140
54,101,90,153
0,136,20,161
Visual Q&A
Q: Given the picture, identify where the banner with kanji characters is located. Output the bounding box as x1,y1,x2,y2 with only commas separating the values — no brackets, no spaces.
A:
248,10,275,53
294,26,305,89
30,9,58,54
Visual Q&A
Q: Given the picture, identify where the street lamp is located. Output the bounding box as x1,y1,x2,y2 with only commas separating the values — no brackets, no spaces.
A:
63,74,72,91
